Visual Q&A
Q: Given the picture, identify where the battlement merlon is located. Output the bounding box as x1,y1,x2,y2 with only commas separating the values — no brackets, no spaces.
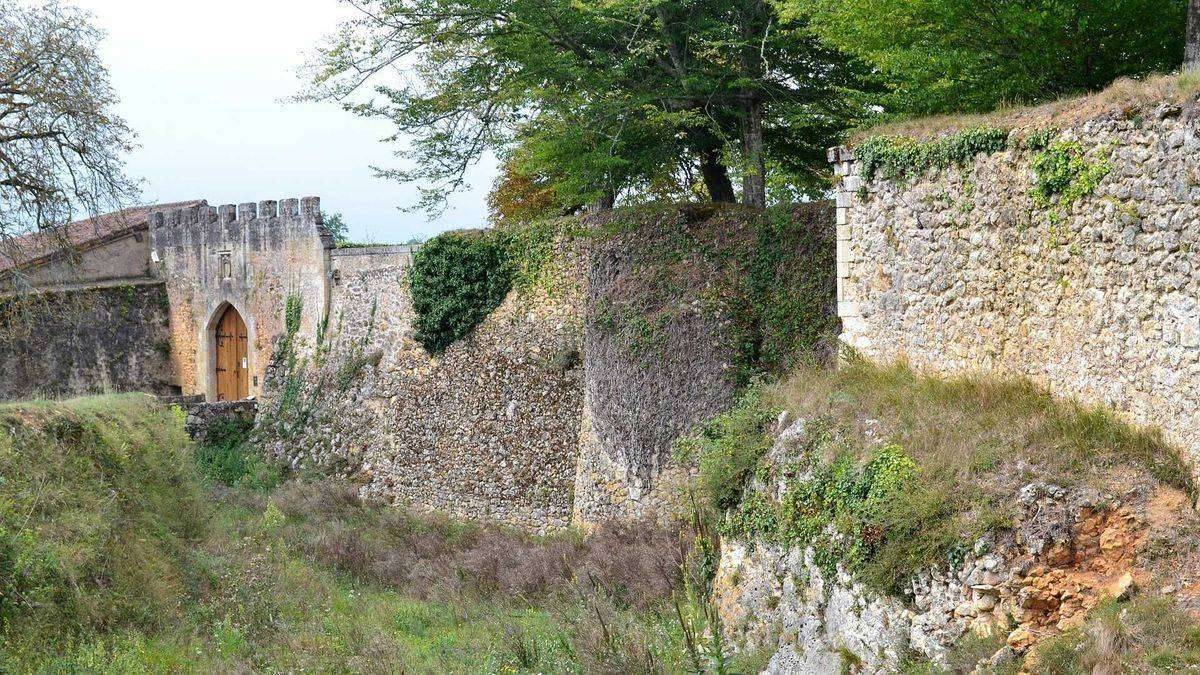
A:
147,196,323,230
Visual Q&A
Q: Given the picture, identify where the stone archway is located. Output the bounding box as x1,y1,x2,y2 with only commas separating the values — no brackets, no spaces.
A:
203,301,253,401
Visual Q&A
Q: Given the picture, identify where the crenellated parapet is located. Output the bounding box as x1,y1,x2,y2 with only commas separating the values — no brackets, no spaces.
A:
148,197,328,250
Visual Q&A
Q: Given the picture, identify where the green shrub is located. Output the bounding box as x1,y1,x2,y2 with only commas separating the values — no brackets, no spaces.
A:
676,387,776,513
722,443,921,583
409,230,514,353
193,417,282,491
711,360,1194,594
408,219,568,354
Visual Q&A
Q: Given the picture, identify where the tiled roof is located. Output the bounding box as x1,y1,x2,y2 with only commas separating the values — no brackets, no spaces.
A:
0,200,205,273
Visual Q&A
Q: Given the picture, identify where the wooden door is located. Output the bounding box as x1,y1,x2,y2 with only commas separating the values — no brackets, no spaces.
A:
215,306,249,401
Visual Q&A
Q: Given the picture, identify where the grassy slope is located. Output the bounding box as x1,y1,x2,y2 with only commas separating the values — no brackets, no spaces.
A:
851,70,1200,143
686,359,1200,671
0,395,766,674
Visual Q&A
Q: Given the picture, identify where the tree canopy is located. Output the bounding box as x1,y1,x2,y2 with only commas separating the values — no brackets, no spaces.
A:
799,0,1189,115
304,0,871,213
0,0,135,243
309,0,1194,214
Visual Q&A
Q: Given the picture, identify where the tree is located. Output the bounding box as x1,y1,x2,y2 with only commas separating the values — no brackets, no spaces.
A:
0,1,136,256
321,211,351,246
1188,0,1200,69
303,0,869,212
487,158,571,226
800,0,1188,115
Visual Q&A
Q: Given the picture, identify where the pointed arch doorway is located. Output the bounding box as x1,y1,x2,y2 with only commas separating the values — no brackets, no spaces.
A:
214,305,249,401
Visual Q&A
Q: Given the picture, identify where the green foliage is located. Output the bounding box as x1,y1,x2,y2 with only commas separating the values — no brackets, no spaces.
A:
590,204,837,380
856,127,1010,182
408,230,514,353
723,444,921,583
730,207,841,383
1024,127,1059,151
193,418,282,491
801,0,1188,116
320,211,350,246
408,219,567,354
703,358,1195,595
677,387,777,513
0,402,761,673
1031,140,1112,208
306,0,872,211
283,295,302,337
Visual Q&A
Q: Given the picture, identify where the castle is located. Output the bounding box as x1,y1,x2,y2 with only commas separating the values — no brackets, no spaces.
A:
0,196,413,404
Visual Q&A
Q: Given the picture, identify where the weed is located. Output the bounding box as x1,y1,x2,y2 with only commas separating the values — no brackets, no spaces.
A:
1031,140,1111,208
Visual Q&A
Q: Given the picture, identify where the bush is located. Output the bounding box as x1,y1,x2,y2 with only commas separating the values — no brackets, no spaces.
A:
193,417,282,491
676,387,776,513
408,230,514,353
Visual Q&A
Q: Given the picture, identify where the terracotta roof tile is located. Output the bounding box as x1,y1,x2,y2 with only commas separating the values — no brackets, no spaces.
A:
0,200,205,273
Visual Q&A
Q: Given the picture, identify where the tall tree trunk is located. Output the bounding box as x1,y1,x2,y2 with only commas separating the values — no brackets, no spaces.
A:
739,0,767,208
699,150,736,203
1188,0,1200,70
741,94,766,209
589,187,616,212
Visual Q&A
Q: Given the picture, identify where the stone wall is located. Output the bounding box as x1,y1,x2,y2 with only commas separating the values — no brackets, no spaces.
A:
0,282,173,400
831,104,1200,465
572,233,737,524
258,242,585,534
572,204,838,525
182,399,257,445
254,206,835,533
149,197,331,400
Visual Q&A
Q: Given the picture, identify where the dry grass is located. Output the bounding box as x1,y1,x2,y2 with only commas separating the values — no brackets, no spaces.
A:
768,358,1191,497
1032,596,1200,673
850,70,1200,144
760,358,1193,591
272,480,686,609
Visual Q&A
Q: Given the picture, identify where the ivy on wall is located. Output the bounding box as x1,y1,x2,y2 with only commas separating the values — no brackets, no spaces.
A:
1030,140,1111,208
408,231,515,354
588,204,839,386
855,127,1010,182
407,219,569,354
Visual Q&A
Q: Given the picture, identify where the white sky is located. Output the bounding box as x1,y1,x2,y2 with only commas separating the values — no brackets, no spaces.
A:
72,0,497,243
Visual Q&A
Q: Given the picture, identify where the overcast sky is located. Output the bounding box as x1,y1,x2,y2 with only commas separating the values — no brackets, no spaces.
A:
72,0,496,243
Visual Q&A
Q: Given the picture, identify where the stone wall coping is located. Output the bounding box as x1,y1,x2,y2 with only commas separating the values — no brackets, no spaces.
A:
330,244,420,257
827,146,856,163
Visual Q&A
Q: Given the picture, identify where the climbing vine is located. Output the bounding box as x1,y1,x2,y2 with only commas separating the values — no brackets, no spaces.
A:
408,231,514,353
1031,140,1111,208
855,127,1010,182
407,219,566,354
587,204,838,384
